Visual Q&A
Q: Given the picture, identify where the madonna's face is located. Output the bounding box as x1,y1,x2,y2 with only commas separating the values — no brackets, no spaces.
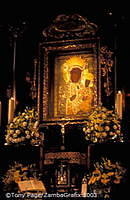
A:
70,67,82,83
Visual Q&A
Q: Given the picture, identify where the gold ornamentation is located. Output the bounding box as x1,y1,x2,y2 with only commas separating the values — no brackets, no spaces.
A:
42,14,98,40
100,46,114,96
43,49,49,120
38,15,100,122
44,152,86,165
44,42,97,50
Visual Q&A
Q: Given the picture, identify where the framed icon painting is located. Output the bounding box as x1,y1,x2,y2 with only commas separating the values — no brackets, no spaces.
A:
38,40,100,122
38,14,100,122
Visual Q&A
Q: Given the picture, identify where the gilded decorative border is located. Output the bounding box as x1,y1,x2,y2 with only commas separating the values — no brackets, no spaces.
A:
42,14,98,40
100,46,114,96
44,152,86,165
43,48,49,120
39,39,100,122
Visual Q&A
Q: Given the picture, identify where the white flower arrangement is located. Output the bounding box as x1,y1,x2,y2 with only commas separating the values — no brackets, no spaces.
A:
83,106,124,143
5,107,41,146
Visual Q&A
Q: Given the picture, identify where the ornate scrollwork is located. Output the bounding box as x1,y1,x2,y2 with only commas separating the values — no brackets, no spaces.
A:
44,152,86,165
42,14,98,40
100,46,114,96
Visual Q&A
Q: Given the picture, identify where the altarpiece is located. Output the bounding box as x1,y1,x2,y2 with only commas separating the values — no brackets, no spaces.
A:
37,14,115,192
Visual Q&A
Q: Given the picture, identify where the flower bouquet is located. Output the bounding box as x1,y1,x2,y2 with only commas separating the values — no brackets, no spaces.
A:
2,162,40,192
5,107,41,146
83,106,124,143
88,157,126,198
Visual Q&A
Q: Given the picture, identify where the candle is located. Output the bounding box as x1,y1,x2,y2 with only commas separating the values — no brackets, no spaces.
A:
0,101,2,126
115,91,123,119
33,120,39,129
81,175,88,197
8,97,15,123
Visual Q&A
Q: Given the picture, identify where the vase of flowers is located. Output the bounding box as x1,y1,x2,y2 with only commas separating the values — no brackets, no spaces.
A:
83,106,124,143
5,107,41,146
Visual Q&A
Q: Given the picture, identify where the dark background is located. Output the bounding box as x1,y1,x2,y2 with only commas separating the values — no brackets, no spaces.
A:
0,5,130,87
0,3,130,101
0,3,130,198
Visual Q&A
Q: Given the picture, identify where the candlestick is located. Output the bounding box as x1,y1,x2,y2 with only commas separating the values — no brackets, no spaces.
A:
115,90,123,119
8,97,15,123
0,101,2,126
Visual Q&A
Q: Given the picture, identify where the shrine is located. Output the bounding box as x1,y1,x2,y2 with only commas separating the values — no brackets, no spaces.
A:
0,8,129,199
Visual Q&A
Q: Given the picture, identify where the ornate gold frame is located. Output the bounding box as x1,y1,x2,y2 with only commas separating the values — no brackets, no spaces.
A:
38,14,101,122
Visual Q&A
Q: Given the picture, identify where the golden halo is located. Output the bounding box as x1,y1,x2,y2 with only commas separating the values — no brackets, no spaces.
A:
62,56,88,82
